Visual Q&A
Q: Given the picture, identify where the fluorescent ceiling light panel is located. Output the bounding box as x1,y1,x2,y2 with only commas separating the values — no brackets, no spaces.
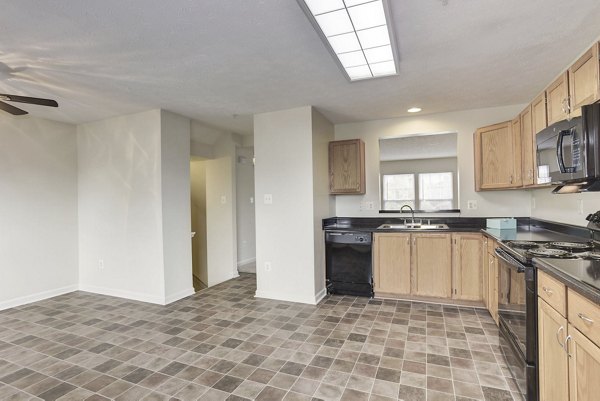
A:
300,0,398,81
304,0,344,15
338,51,367,68
328,32,361,53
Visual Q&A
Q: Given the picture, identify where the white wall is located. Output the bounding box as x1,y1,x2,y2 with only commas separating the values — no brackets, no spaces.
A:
0,116,79,310
254,106,332,304
312,109,335,299
190,161,208,285
160,111,194,303
78,110,166,303
334,105,532,218
236,146,256,266
205,133,239,286
531,188,600,226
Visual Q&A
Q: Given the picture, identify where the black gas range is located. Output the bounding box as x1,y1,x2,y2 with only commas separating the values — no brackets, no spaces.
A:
494,212,600,401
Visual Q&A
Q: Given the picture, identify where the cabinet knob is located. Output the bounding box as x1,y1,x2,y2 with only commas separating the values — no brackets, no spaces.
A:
542,286,553,296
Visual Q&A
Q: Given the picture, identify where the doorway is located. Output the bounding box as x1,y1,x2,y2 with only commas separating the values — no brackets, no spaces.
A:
190,159,208,291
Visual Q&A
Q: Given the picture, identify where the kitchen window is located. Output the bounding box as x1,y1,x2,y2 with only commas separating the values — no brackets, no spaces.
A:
382,172,454,210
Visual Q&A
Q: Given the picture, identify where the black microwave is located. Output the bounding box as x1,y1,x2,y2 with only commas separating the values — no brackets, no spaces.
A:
536,103,600,185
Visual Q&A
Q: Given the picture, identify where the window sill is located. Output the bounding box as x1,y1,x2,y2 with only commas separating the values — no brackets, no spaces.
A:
379,209,461,214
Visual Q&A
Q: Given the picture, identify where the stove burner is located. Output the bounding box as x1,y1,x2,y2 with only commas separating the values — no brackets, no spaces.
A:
548,241,594,251
584,252,600,260
507,241,539,249
526,248,574,258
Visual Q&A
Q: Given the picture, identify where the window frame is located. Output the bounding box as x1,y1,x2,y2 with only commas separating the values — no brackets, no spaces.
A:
381,171,455,211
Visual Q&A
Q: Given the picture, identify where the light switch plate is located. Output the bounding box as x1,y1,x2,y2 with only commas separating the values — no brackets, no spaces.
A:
220,195,227,204
264,194,273,204
467,200,478,210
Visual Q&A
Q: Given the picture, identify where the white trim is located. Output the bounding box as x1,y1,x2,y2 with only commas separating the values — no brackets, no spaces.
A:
164,287,195,304
255,290,321,305
237,257,256,267
79,284,165,305
314,287,327,304
0,285,78,311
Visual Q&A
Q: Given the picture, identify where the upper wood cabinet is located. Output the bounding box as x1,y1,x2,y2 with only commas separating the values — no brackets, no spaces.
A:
411,233,452,298
531,92,548,134
546,72,570,125
373,233,411,296
452,233,483,301
474,121,521,191
568,42,600,115
510,116,523,186
520,105,536,186
328,139,365,195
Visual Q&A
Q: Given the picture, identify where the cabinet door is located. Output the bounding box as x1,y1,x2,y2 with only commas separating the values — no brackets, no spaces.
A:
568,324,600,401
482,238,489,308
488,254,499,324
411,233,452,298
474,122,518,190
547,72,570,125
532,92,548,134
520,106,535,186
538,299,569,401
373,233,411,295
329,139,365,194
568,42,600,114
452,233,483,301
511,117,523,186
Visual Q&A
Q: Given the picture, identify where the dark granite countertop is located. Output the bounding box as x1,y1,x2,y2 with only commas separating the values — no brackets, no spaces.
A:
482,226,587,243
534,258,600,305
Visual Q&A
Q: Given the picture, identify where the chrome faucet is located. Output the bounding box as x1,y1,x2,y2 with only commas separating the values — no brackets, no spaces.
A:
400,205,415,224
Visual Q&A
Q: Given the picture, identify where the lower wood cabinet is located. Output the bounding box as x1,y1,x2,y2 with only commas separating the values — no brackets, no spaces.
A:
537,271,600,401
482,237,490,309
373,232,483,302
538,299,569,401
452,233,483,301
373,233,411,295
486,250,499,324
411,233,452,298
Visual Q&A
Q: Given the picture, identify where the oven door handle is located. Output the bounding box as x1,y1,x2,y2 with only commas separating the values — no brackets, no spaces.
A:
494,248,525,273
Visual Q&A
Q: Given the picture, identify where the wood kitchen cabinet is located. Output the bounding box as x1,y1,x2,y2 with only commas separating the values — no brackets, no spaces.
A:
452,233,483,301
411,233,452,298
568,42,600,116
546,72,570,125
531,92,548,134
520,105,536,186
538,299,569,401
373,233,411,295
536,271,600,401
568,323,600,401
474,121,521,191
487,253,499,324
328,139,365,195
482,237,489,309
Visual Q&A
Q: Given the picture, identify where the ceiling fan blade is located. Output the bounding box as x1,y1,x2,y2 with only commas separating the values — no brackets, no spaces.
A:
0,100,28,115
0,94,58,107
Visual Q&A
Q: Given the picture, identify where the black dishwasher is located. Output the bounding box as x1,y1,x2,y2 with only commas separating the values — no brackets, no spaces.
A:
325,231,373,297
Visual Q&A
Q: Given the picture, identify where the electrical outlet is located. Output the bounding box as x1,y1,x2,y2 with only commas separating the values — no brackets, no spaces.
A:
264,262,272,272
264,194,273,204
250,197,254,204
220,195,227,204
98,259,104,270
467,200,478,210
366,201,375,210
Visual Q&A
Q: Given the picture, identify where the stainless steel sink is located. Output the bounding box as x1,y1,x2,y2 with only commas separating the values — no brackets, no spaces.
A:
377,223,449,230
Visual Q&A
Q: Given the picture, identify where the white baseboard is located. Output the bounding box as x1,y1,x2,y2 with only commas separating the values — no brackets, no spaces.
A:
79,284,165,305
164,287,195,304
0,284,78,311
255,289,322,305
237,257,256,267
314,287,327,304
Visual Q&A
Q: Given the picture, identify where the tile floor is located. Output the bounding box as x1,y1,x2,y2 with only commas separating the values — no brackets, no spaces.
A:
0,274,522,401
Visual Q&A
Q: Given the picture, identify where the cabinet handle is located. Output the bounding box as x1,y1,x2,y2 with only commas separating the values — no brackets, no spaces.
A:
578,313,594,324
565,335,572,358
556,326,565,349
542,286,553,296
510,175,513,184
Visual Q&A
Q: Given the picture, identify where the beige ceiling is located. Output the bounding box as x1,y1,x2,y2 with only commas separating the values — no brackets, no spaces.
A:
1,0,600,135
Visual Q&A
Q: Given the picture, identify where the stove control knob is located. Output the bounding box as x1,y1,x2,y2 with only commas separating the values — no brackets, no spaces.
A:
587,214,594,221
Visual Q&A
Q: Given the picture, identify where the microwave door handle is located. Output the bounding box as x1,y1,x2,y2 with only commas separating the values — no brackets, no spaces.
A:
556,130,577,174
557,130,568,173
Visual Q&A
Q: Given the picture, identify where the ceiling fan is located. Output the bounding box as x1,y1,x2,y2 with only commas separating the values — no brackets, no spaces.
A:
0,93,58,115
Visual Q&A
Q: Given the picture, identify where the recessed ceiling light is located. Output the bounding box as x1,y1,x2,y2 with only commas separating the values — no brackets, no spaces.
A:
407,107,422,113
298,0,398,82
